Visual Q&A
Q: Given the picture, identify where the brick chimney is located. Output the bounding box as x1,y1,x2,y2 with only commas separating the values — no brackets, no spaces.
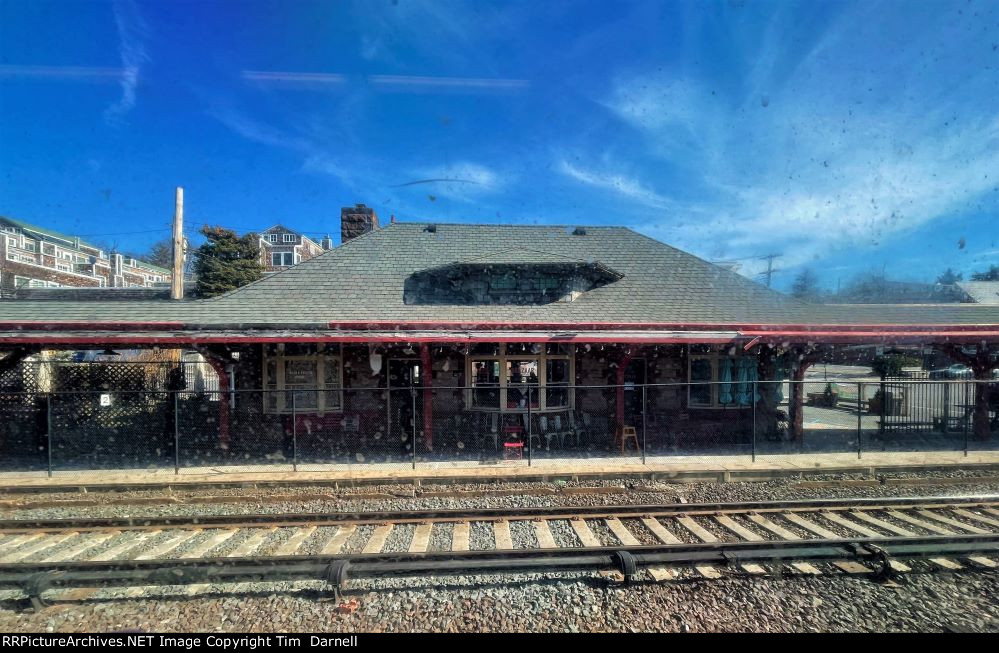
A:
340,204,379,243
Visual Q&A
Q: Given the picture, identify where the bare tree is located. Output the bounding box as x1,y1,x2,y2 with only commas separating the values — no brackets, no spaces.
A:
790,269,821,301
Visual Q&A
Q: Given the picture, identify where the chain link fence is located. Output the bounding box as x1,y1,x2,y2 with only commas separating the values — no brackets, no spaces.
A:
0,379,996,477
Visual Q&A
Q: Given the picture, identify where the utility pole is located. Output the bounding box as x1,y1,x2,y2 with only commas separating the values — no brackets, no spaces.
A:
760,253,780,288
170,187,185,300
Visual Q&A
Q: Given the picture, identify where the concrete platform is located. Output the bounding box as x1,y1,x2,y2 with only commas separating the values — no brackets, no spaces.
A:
0,450,998,492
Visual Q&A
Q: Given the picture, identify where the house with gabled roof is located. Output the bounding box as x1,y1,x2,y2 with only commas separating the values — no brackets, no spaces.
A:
0,207,997,469
258,223,327,272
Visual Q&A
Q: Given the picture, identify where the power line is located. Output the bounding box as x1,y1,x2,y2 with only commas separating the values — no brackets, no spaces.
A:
757,253,781,288
71,228,171,237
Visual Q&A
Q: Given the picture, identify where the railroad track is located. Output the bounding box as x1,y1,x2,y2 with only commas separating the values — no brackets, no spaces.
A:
1,495,998,608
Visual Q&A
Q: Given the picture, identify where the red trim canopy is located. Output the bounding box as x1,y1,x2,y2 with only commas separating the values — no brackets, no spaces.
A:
1,324,998,347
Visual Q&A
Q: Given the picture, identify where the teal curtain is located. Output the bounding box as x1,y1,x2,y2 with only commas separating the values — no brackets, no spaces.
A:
735,358,750,405
719,358,733,405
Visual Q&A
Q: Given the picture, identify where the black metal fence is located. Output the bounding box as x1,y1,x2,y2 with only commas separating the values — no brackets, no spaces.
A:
0,379,996,476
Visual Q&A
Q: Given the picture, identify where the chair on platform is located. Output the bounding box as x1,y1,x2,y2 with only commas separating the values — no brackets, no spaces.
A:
501,423,525,459
567,412,584,446
614,425,640,454
538,416,562,450
554,414,576,447
581,412,594,443
521,413,542,452
479,412,499,451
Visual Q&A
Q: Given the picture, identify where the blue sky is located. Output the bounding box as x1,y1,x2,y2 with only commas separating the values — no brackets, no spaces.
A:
1,0,998,291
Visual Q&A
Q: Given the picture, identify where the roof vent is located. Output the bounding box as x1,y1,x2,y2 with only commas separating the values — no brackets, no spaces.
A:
572,227,587,236
424,224,437,233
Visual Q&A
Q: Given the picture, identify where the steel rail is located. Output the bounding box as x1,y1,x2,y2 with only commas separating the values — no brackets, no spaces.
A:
2,533,998,609
1,494,997,533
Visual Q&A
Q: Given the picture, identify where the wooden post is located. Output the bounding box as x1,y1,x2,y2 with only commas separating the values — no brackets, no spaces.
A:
790,363,807,442
788,348,822,442
170,187,184,300
615,347,636,429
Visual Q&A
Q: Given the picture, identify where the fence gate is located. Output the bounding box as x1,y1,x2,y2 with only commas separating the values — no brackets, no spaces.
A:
881,373,975,436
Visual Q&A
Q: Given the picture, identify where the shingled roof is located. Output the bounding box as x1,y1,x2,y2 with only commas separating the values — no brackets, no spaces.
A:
1,222,999,330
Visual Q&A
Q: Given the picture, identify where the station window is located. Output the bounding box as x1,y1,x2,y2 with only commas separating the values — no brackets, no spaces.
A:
687,348,758,408
466,345,574,412
262,343,342,414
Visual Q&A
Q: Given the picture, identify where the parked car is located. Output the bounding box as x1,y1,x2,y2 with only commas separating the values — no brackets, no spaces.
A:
928,364,973,379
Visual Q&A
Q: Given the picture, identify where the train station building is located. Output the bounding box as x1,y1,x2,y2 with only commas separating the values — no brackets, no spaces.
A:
1,219,998,473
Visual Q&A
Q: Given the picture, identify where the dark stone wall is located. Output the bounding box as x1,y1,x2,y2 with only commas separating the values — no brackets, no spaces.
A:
222,342,768,451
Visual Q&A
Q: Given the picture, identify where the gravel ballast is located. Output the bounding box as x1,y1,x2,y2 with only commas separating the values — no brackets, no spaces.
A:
2,571,997,633
2,470,999,632
4,470,999,522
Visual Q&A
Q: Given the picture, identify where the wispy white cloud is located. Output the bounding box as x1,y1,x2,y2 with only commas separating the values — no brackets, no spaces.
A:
557,160,674,211
209,104,406,196
104,0,148,125
300,154,360,188
412,162,499,188
394,162,505,204
349,0,522,68
602,77,719,161
207,105,313,152
592,4,999,281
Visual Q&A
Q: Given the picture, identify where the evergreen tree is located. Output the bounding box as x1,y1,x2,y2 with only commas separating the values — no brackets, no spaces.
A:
971,265,999,281
193,226,263,297
935,268,963,284
871,354,906,379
